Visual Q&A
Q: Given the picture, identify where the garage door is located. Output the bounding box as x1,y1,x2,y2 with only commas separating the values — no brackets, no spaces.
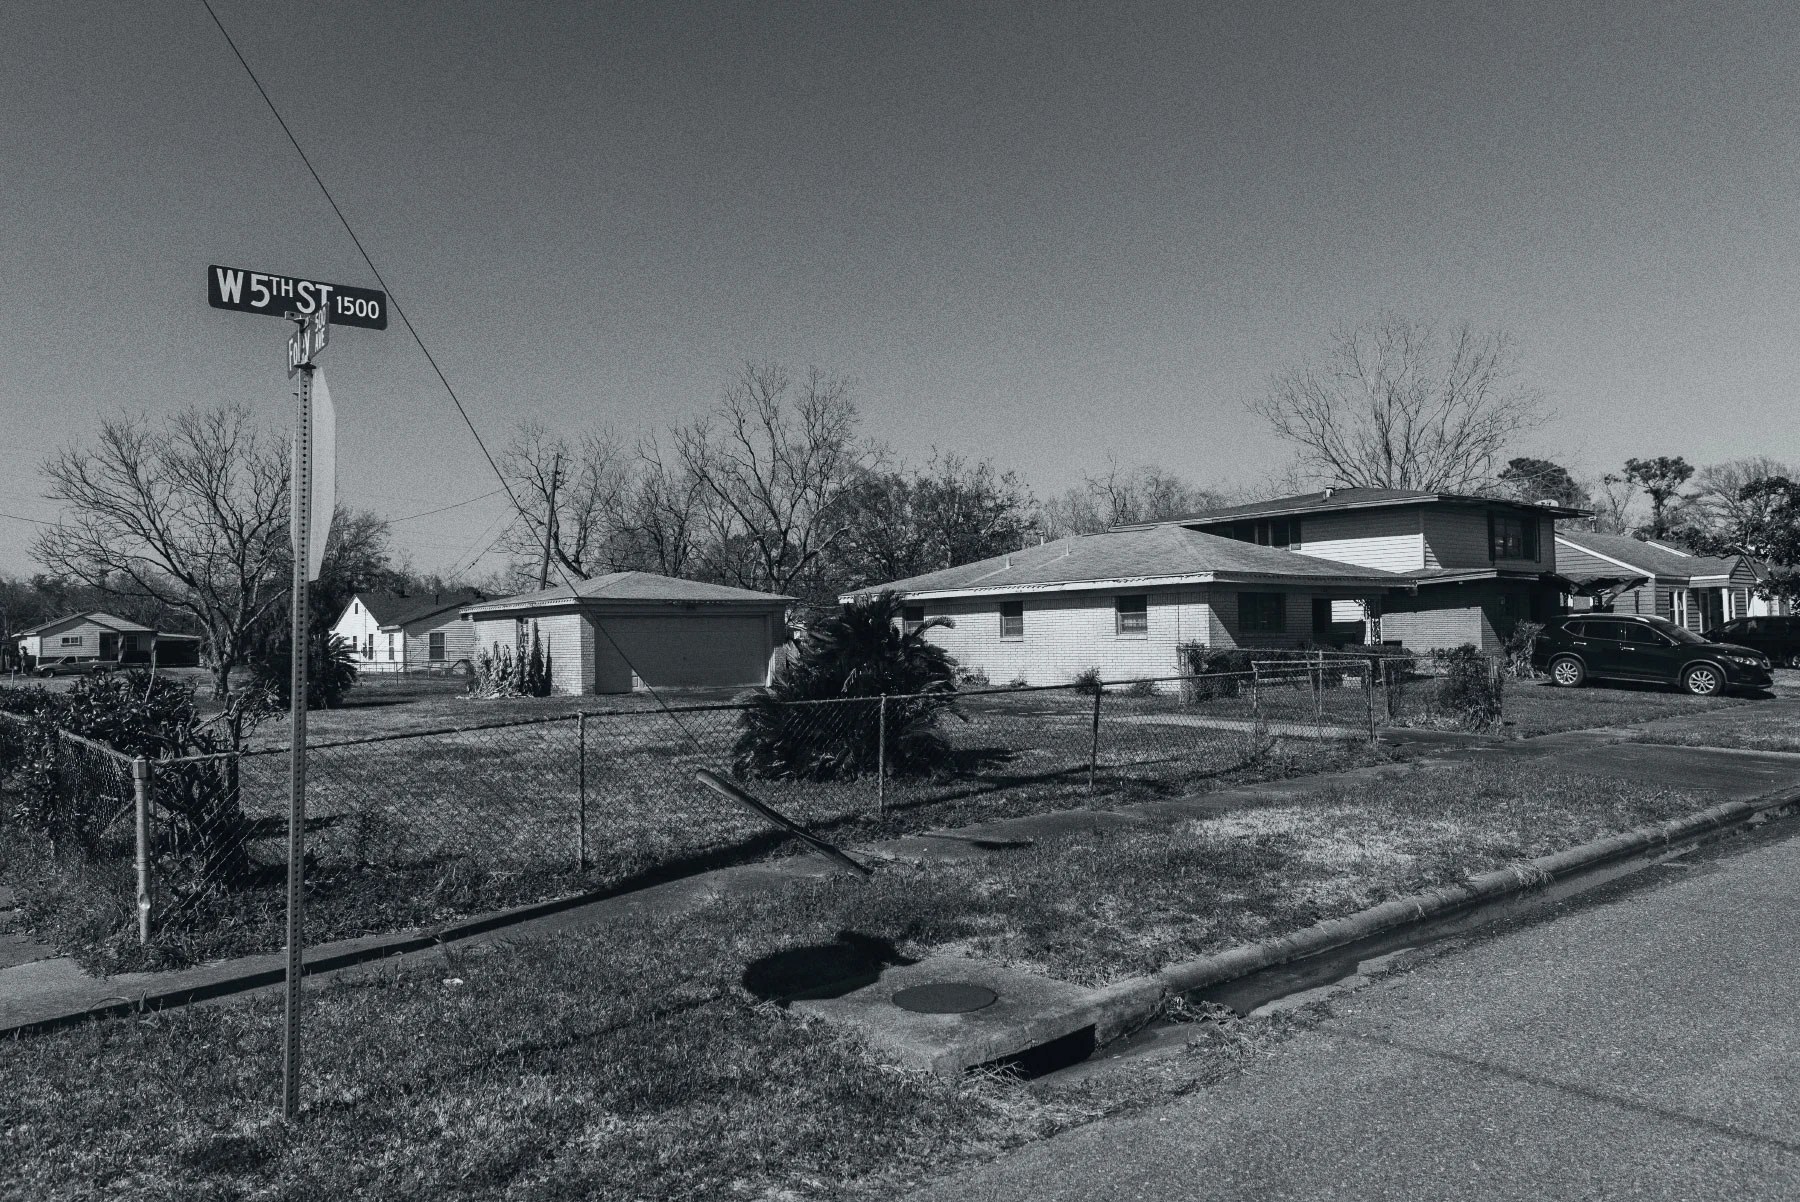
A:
599,615,771,688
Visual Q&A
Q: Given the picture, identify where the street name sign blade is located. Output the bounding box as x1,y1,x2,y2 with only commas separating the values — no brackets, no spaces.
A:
287,306,329,378
209,264,387,329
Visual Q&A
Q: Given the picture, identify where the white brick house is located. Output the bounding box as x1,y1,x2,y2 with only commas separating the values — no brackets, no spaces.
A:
840,524,1406,686
461,572,793,695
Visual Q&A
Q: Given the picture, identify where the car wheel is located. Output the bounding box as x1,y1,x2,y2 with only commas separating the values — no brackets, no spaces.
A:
1683,663,1724,696
1549,655,1585,687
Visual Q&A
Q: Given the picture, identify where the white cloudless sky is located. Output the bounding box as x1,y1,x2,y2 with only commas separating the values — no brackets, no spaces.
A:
3,0,1798,577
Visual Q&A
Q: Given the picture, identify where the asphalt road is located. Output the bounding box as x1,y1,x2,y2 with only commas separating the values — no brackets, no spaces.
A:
906,819,1800,1201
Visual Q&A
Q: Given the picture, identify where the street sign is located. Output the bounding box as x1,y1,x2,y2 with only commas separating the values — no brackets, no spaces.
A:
303,371,336,582
209,264,387,329
286,306,329,377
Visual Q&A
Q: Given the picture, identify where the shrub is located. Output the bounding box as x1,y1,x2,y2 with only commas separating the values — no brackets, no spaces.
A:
0,673,266,884
734,592,959,782
1436,644,1503,730
1502,621,1544,680
253,633,359,709
1123,679,1157,698
468,625,554,698
1072,667,1104,696
1176,642,1252,701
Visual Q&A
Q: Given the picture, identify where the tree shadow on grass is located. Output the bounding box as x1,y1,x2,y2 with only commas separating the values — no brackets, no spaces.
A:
741,930,917,1006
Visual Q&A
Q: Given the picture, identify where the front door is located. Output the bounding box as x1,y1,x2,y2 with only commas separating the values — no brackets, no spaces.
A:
1697,589,1725,634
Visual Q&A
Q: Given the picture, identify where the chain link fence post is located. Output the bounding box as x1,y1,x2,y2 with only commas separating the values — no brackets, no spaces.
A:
1087,686,1102,795
1363,660,1376,743
876,694,887,817
132,755,152,945
576,712,588,870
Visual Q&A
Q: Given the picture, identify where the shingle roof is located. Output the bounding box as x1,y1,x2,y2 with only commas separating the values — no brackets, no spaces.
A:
463,572,794,616
842,525,1405,599
1555,531,1739,581
1121,487,1588,529
17,611,155,637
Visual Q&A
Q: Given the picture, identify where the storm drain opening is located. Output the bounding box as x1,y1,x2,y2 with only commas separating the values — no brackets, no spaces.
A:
977,1025,1099,1080
891,982,998,1014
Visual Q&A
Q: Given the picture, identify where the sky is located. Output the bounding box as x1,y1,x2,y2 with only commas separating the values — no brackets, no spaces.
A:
4,0,1799,580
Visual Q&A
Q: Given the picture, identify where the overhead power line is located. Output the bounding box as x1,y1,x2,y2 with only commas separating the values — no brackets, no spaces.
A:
197,1,707,751
388,488,506,524
197,0,525,526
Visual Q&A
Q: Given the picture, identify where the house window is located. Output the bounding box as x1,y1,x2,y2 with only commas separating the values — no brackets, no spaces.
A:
60,635,82,647
902,605,925,635
1490,513,1537,560
387,632,396,661
1115,595,1148,636
364,634,373,658
1238,592,1287,634
999,600,1024,640
429,632,446,661
1225,518,1297,548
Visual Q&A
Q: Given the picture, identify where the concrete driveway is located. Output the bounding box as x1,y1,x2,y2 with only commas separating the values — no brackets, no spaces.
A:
906,818,1800,1201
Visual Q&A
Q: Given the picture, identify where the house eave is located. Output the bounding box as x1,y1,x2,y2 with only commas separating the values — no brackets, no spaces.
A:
842,571,1408,604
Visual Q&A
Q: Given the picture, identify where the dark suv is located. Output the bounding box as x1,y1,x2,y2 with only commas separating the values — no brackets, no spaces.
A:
1532,614,1772,695
1703,615,1800,669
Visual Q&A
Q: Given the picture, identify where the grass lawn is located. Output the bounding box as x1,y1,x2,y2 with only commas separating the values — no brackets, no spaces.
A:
1499,678,1758,737
1624,700,1800,753
0,761,1719,1200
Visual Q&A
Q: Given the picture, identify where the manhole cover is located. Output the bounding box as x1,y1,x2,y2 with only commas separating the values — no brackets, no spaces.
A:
891,982,998,1014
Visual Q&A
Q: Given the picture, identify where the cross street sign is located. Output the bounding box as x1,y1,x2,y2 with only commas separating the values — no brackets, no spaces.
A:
209,264,387,329
287,305,329,377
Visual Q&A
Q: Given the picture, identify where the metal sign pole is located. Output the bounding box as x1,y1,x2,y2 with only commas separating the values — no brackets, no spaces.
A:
282,361,314,1121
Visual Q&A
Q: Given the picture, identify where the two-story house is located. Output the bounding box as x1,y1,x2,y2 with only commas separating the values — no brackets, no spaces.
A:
1118,487,1589,652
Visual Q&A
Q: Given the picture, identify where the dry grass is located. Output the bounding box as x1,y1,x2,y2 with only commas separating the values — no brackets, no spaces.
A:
0,758,1721,1200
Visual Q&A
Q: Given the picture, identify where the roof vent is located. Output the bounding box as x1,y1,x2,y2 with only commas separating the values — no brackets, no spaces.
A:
1323,487,1335,500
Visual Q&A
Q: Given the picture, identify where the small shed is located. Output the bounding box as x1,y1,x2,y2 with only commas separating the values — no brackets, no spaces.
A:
461,572,794,695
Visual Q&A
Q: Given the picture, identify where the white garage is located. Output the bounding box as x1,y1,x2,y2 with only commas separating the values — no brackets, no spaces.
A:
462,571,794,695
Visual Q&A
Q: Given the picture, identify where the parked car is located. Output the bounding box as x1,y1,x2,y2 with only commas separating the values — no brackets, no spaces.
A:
33,657,121,678
1532,614,1772,696
1703,615,1800,668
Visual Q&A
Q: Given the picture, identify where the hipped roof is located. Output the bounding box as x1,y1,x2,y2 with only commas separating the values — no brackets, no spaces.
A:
464,571,794,616
1117,486,1589,529
840,525,1406,601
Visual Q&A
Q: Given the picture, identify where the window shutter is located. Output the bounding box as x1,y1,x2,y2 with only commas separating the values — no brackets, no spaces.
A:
1487,512,1496,561
1524,515,1539,561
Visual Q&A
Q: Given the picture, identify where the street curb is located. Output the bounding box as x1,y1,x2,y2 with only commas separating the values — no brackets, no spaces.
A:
1061,783,1800,1049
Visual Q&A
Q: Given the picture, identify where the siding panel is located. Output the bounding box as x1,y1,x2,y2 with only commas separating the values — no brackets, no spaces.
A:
1298,511,1424,572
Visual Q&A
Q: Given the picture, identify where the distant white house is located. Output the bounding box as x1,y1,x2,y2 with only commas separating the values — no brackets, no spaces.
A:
461,572,793,695
839,525,1407,686
329,590,485,672
14,611,201,668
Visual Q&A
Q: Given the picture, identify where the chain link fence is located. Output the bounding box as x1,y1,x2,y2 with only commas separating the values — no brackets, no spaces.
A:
2,659,1502,966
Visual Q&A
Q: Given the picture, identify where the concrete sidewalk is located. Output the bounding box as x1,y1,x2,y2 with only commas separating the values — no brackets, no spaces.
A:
902,800,1800,1202
6,719,1799,1036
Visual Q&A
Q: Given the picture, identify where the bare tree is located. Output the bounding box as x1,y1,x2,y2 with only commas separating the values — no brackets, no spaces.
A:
614,433,706,579
498,421,633,584
1690,457,1797,543
1040,460,1226,537
1588,473,1639,534
1251,314,1546,493
33,405,289,696
674,363,879,597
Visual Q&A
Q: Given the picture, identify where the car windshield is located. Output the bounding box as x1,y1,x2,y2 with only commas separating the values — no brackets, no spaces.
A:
1640,616,1707,645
